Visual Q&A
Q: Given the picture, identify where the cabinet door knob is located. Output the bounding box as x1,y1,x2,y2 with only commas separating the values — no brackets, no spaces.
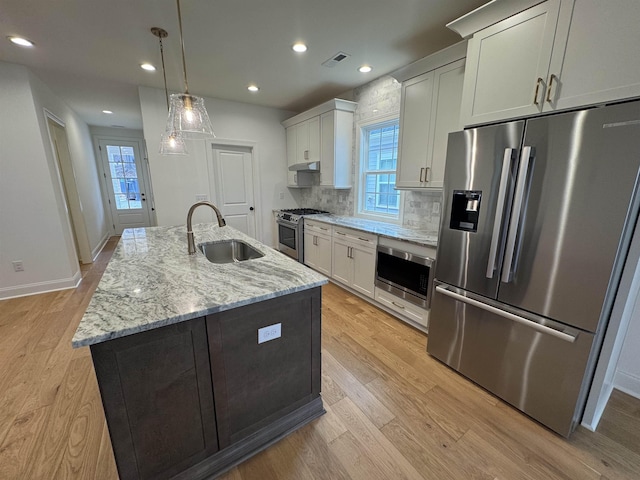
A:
419,167,425,182
424,167,430,183
533,77,544,106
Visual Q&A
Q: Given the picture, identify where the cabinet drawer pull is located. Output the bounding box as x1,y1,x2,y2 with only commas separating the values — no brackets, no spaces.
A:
546,74,557,103
336,231,346,236
533,77,544,106
419,167,425,182
319,227,329,231
358,237,370,242
424,167,430,183
391,301,406,309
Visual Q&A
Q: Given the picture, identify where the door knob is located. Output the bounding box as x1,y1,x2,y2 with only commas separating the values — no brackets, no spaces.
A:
249,207,254,211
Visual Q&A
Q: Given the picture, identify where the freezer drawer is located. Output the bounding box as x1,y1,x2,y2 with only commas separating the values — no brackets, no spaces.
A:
427,283,595,437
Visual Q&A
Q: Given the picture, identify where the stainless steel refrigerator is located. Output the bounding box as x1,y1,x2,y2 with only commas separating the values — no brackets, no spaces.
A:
428,100,640,437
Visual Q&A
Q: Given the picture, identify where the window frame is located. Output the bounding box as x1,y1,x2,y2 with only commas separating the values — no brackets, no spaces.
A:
355,114,403,224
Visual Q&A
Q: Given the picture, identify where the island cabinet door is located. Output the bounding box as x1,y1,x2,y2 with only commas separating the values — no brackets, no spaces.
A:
207,287,322,448
90,318,218,480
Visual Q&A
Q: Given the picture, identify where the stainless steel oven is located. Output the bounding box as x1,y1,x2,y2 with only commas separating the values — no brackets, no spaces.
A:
375,244,435,309
276,209,329,262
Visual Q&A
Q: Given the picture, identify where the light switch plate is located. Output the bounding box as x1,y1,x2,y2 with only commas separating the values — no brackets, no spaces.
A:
258,323,282,344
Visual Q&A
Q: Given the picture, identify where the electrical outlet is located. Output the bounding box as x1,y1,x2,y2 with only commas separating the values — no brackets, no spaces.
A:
258,323,282,344
279,191,285,200
195,194,208,202
432,202,440,214
12,261,24,272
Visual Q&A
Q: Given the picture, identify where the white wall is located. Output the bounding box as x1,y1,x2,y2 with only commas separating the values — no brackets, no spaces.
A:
138,86,297,246
0,61,107,299
28,70,109,261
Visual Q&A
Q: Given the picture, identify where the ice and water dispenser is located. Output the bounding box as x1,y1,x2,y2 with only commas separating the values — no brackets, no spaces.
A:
449,190,481,232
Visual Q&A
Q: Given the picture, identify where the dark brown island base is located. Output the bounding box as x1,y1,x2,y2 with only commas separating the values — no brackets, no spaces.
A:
90,287,323,480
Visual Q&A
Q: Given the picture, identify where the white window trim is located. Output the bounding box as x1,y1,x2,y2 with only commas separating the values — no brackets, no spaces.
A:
354,113,404,225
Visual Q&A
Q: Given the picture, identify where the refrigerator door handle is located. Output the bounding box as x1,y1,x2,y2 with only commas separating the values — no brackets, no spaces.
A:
501,146,534,283
486,148,516,278
435,285,577,343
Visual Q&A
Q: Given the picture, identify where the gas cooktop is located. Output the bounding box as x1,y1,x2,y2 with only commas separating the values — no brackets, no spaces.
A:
279,208,329,215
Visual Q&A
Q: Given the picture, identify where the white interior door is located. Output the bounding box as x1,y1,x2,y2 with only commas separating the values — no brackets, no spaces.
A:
208,145,256,238
98,139,153,235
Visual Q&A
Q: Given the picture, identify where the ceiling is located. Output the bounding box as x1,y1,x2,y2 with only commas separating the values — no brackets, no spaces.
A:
0,0,486,129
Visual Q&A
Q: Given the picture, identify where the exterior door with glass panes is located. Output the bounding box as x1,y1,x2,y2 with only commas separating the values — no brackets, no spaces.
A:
98,139,153,234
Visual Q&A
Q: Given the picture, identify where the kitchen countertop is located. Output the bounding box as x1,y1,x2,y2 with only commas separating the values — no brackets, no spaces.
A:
72,224,327,348
308,215,438,248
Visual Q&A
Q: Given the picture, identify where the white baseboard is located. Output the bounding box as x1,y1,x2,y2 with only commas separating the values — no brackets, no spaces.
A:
0,271,82,300
614,371,640,399
91,233,111,262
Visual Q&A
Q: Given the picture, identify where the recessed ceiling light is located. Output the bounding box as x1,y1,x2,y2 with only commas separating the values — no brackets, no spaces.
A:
102,110,113,114
358,65,373,73
247,85,259,92
292,43,307,53
140,63,156,71
8,36,34,47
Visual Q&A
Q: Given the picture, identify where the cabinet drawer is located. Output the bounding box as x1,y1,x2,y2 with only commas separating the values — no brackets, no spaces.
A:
332,226,377,248
375,288,429,329
305,220,332,235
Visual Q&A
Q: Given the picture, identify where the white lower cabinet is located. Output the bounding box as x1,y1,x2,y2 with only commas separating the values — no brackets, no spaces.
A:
331,227,377,299
303,220,431,330
375,288,429,331
303,222,332,276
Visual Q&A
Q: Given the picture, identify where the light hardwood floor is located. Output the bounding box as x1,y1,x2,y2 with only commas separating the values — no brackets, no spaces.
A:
1,237,639,479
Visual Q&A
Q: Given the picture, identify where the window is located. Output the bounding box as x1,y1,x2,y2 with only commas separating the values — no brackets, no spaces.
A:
358,119,401,220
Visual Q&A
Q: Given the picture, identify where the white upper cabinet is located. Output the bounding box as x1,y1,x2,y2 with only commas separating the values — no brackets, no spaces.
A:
459,0,563,126
544,0,640,112
285,116,319,187
319,109,353,189
396,71,435,189
283,99,356,189
393,43,466,190
454,0,640,126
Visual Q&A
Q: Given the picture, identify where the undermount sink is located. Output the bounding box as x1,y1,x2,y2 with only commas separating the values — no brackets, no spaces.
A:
197,239,264,264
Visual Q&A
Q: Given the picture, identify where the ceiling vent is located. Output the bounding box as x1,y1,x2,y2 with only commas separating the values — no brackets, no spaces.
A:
322,52,351,68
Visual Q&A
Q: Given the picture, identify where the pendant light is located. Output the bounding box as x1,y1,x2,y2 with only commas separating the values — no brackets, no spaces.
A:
152,27,188,155
165,0,215,137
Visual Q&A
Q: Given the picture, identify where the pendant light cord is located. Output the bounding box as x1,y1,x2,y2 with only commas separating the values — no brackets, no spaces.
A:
176,0,190,94
151,27,170,110
159,36,169,110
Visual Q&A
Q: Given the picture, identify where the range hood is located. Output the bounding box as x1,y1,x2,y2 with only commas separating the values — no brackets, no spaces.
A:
288,161,320,171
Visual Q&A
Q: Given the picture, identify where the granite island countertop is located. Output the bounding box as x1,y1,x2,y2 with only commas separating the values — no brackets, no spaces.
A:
308,215,438,248
72,224,327,348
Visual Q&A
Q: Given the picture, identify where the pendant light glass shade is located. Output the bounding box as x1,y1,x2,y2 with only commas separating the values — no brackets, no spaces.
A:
159,130,188,155
166,93,215,137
